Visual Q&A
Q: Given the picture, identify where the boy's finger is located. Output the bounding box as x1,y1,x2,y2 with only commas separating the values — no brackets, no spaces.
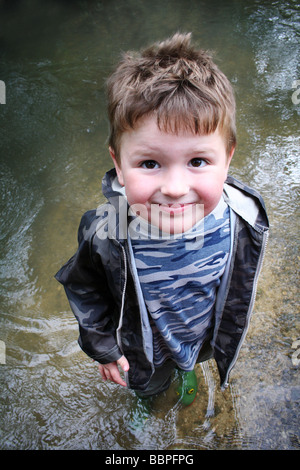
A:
117,355,129,372
109,364,127,387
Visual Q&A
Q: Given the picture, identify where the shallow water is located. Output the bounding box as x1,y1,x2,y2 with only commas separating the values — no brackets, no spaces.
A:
0,0,299,450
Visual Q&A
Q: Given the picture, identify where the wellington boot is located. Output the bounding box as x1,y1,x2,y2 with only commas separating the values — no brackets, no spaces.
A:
176,369,198,406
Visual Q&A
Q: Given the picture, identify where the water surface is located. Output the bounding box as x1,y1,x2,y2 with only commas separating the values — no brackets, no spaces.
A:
0,0,299,450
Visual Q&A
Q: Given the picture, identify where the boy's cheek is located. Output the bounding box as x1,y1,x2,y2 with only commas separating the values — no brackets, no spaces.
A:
125,180,151,206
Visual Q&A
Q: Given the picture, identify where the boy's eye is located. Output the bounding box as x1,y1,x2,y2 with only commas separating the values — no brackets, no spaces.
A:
189,158,207,168
140,160,159,169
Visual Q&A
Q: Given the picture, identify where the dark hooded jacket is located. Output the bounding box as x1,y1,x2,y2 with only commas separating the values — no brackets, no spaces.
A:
55,168,269,391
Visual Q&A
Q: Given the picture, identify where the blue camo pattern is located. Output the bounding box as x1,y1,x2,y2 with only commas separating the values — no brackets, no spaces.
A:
131,198,231,370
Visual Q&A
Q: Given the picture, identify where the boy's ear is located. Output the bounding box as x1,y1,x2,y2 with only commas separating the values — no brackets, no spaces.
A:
226,145,235,168
223,145,235,182
109,147,124,187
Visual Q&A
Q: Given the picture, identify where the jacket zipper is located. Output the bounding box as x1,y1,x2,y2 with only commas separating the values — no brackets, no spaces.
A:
116,243,129,385
222,229,269,389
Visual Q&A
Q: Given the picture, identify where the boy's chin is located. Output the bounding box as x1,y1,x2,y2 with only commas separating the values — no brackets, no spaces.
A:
128,203,205,236
150,210,204,236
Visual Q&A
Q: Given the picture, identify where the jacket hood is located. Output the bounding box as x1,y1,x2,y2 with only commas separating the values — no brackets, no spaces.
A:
100,168,129,241
224,175,269,231
102,168,126,206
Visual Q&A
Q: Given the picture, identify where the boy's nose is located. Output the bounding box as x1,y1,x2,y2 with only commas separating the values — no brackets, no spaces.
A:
161,170,190,199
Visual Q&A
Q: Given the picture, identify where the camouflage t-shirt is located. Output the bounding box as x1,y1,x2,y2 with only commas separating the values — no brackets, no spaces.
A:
131,197,231,370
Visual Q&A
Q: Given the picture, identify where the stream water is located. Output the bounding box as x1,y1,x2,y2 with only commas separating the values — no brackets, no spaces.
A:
0,0,299,450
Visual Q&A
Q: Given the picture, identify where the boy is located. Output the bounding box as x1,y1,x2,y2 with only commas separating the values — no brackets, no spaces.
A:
55,33,269,400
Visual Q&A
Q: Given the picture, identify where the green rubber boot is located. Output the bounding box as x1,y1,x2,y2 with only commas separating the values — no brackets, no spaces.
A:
176,369,198,406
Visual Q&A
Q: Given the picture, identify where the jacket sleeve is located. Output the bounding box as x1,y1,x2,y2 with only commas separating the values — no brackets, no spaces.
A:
55,210,122,364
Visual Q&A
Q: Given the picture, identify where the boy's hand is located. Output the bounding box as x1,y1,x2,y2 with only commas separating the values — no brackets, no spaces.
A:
97,355,129,387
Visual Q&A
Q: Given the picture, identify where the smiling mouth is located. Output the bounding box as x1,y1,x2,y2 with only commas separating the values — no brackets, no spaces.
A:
152,202,198,215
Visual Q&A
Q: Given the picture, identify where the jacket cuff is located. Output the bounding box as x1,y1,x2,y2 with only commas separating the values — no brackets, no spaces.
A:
79,341,122,364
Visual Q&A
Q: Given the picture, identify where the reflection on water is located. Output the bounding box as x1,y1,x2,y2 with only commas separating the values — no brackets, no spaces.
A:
0,0,299,450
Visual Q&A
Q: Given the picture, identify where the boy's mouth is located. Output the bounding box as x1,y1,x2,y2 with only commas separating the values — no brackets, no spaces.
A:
152,202,199,215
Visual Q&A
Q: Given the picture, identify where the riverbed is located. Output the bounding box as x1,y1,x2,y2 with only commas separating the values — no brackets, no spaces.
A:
0,0,299,450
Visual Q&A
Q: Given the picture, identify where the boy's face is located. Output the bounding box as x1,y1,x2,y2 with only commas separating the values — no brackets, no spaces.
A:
110,115,234,234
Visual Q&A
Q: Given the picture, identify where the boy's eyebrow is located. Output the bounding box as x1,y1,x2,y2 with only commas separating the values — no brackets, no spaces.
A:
130,143,218,156
127,147,159,159
132,144,159,154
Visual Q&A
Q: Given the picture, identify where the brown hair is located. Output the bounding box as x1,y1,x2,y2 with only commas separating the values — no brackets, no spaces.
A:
107,33,236,161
